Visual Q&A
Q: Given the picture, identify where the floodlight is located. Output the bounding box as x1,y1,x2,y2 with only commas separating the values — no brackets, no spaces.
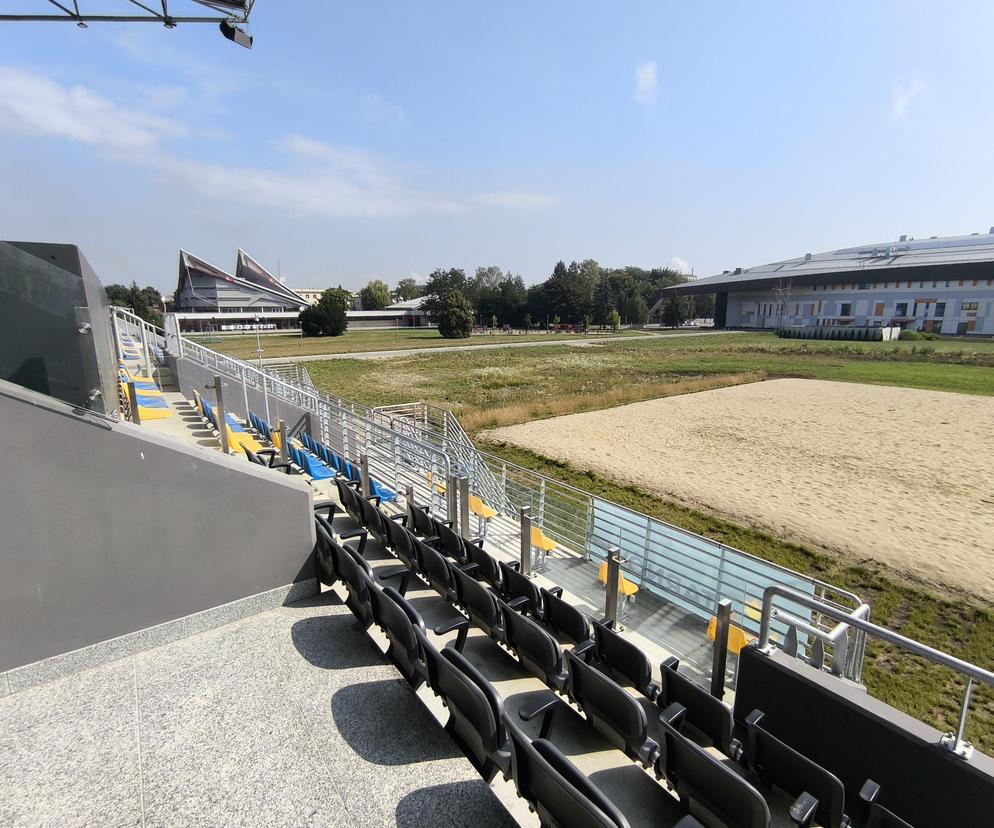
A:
219,19,252,48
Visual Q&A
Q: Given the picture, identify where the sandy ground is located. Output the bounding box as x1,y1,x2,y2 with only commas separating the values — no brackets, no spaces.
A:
484,378,994,601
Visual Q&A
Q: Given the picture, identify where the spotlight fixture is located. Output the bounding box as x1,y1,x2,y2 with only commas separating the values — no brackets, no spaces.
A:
219,19,252,49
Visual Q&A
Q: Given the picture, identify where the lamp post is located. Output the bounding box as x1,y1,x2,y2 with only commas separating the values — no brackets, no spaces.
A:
299,306,305,341
254,316,263,370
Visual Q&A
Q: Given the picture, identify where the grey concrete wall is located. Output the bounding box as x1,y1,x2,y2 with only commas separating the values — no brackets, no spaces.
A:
0,379,316,673
175,355,312,429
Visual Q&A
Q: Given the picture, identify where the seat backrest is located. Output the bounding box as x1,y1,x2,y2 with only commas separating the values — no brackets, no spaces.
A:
503,713,632,828
418,539,454,598
243,445,265,465
541,588,591,644
410,504,436,538
338,545,373,628
465,541,499,586
592,619,655,699
451,566,503,638
435,519,466,562
659,657,732,753
565,650,655,765
745,710,846,828
313,519,339,585
499,561,542,615
659,720,770,828
415,629,508,782
373,586,425,688
501,601,566,691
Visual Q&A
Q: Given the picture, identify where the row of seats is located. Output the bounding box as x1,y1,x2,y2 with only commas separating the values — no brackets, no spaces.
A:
315,470,914,828
190,391,266,455
117,326,171,421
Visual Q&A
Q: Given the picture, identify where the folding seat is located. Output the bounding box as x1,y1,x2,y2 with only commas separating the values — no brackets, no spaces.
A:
464,540,500,587
657,656,735,755
502,713,632,828
450,565,506,647
377,524,422,597
540,586,591,645
338,544,375,631
500,601,568,694
242,445,292,472
415,631,510,782
433,518,470,564
656,715,771,828
499,561,543,617
418,538,460,604
296,447,335,480
409,503,447,540
588,618,660,701
372,586,428,690
743,709,850,828
334,477,364,525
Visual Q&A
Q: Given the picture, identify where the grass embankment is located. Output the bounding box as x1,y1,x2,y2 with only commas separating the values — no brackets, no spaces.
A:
191,326,646,359
481,441,994,753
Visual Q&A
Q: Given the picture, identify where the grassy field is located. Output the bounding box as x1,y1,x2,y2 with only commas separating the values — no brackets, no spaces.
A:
303,330,994,749
191,326,647,359
306,331,994,431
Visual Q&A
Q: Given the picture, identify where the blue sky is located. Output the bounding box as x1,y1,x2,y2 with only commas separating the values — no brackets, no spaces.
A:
2,1,994,292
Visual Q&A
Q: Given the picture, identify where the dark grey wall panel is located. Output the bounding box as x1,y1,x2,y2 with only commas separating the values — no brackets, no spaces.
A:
0,380,316,673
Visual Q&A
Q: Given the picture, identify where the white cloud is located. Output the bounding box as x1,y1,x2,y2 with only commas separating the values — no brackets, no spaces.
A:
633,61,658,107
670,256,690,273
476,191,560,209
889,77,927,122
0,66,185,152
0,65,556,219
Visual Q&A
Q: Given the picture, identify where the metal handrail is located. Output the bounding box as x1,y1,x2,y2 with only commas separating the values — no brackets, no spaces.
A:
758,584,993,758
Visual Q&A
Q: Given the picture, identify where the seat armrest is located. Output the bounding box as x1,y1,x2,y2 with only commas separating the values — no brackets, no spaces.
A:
438,519,454,527
859,779,881,805
789,792,820,827
547,586,564,598
469,537,484,547
571,639,596,660
422,536,441,548
506,560,521,572
518,692,564,739
661,655,680,672
598,617,617,630
456,562,480,575
659,701,687,731
389,513,408,526
378,566,411,596
339,530,368,556
506,596,529,611
433,616,470,652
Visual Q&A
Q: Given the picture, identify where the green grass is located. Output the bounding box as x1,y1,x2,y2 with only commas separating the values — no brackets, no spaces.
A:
481,441,994,753
191,326,647,360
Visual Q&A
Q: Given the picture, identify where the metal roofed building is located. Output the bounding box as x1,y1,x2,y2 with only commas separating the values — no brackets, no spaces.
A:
174,249,308,332
347,297,429,329
655,231,994,334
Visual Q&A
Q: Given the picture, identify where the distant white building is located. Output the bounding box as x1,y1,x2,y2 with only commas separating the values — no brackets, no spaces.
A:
655,231,994,335
346,297,429,329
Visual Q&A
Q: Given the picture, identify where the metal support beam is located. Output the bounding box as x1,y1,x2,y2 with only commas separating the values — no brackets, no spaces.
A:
446,473,459,530
519,509,532,577
359,454,370,499
126,382,141,425
458,476,470,539
211,375,229,454
405,484,416,525
604,547,622,628
710,599,732,699
276,418,287,464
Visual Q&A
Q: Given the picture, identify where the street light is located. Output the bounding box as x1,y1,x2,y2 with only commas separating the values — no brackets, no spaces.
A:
254,315,263,370
299,307,306,341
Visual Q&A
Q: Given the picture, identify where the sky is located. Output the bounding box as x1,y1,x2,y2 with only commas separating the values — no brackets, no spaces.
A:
2,1,994,293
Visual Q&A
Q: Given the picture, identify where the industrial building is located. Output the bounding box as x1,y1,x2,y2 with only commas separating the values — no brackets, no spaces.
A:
657,231,994,335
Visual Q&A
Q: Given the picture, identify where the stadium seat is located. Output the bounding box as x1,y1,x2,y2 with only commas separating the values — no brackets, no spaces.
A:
464,540,501,587
468,494,498,538
450,565,507,646
657,656,735,756
503,713,633,828
531,526,557,571
498,560,543,617
589,618,660,701
707,615,754,685
859,780,913,828
597,562,640,619
540,586,591,645
370,585,428,690
500,601,569,694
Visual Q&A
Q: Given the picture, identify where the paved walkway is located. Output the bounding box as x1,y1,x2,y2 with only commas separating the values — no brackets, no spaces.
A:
264,329,743,364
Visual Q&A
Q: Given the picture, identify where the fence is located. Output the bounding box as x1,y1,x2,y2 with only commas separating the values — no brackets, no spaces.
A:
160,315,868,681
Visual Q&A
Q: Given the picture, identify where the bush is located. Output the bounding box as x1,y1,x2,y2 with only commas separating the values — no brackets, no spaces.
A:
299,288,349,337
437,290,474,338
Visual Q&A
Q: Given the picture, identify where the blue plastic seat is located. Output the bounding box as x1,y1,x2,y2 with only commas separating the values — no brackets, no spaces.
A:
297,447,334,480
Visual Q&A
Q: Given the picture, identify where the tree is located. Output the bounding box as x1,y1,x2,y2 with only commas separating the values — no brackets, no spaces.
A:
608,309,621,332
437,290,474,338
544,259,594,324
392,278,423,302
627,295,649,327
359,279,391,310
592,275,616,326
662,294,687,328
421,268,469,323
105,281,163,326
299,287,349,336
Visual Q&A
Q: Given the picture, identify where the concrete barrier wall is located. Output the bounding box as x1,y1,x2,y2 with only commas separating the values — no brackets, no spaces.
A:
175,355,312,430
0,379,316,673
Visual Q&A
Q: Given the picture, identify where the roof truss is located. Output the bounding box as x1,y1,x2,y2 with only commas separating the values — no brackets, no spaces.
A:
0,1,253,24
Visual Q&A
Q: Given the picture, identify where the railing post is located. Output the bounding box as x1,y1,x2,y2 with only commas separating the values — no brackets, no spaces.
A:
940,678,976,759
405,484,416,524
212,375,229,454
710,599,732,699
520,509,533,577
360,453,371,498
446,473,459,529
262,373,271,424
126,381,141,425
277,417,287,464
241,365,250,422
458,476,470,539
139,321,153,380
604,547,622,628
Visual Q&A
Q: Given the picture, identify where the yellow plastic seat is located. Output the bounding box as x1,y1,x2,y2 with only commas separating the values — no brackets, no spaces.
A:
469,495,497,521
707,616,753,655
225,426,265,454
744,598,763,623
598,562,640,598
531,526,557,553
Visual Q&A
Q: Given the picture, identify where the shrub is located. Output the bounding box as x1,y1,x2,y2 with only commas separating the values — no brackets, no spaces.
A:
437,290,474,338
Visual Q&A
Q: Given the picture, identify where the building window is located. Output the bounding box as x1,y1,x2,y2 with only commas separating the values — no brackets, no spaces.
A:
945,281,952,287
935,302,946,318
839,302,852,316
874,302,885,316
962,301,979,312
895,302,908,316
858,283,871,290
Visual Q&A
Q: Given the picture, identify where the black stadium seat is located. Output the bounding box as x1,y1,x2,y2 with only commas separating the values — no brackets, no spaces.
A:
656,713,771,828
500,600,569,693
499,560,543,616
503,713,632,828
590,618,660,701
658,656,735,755
371,586,427,690
540,586,591,645
450,565,506,645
